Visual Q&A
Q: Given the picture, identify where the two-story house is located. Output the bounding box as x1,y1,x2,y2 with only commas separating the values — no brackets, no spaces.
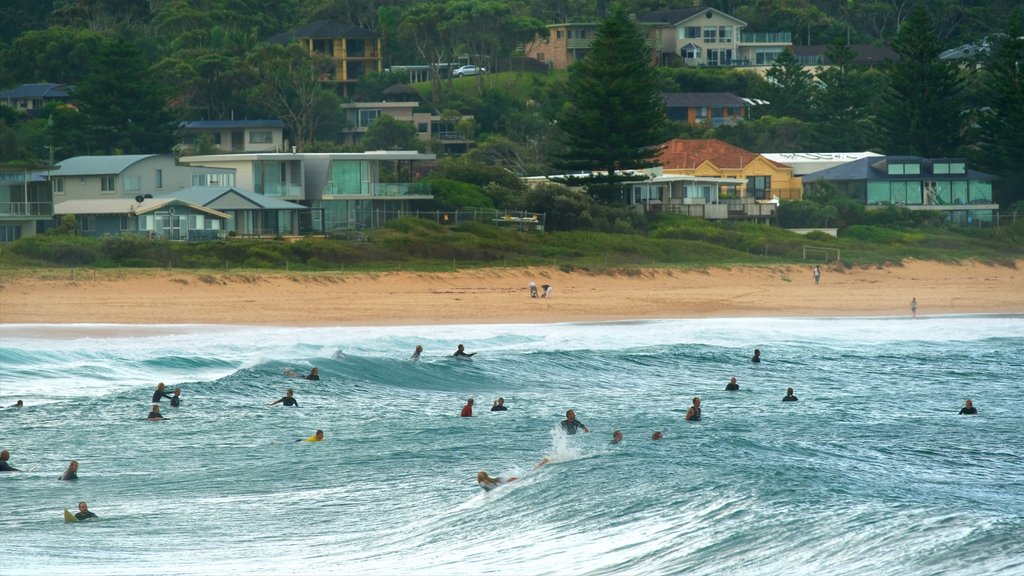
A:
268,20,382,97
802,156,999,225
659,139,802,200
178,120,287,154
663,92,753,126
637,7,791,67
180,151,436,232
340,101,474,154
0,167,53,243
0,83,71,116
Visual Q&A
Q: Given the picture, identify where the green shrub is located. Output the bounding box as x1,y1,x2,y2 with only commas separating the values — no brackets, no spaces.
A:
9,235,100,266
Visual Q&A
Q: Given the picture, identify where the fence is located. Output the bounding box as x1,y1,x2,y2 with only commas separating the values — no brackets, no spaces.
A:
324,209,546,235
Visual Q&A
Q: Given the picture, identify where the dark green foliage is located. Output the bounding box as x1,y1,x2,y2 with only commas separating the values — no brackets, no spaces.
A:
353,71,413,102
553,5,666,179
811,40,882,151
764,48,815,121
100,234,172,264
1,27,110,86
71,39,177,154
360,115,423,151
424,178,494,209
877,6,964,157
776,200,837,228
9,235,98,266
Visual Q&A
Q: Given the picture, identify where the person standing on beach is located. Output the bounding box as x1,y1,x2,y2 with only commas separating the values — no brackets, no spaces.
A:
685,397,702,421
59,460,79,480
269,389,299,407
560,410,590,434
461,398,474,417
959,399,978,415
411,345,423,361
0,449,19,472
813,265,821,285
911,298,918,318
152,383,173,403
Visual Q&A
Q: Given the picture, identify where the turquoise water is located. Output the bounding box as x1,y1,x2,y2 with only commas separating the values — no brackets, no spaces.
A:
1,316,1022,575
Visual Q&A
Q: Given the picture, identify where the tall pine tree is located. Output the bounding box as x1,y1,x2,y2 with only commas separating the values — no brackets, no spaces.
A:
553,5,666,186
876,6,964,158
976,10,1024,207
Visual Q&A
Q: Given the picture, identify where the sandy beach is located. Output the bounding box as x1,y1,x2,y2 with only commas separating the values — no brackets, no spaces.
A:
0,260,1020,327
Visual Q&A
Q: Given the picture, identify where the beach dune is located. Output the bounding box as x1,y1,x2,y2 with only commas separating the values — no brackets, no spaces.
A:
0,260,1020,326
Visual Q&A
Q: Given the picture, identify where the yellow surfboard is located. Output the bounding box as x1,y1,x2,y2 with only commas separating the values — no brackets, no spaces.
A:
63,509,78,523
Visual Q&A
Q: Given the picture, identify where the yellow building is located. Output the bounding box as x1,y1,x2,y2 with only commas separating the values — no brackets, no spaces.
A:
658,139,802,200
268,20,382,97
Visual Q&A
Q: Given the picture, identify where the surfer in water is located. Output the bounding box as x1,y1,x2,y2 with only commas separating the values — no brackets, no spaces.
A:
0,449,19,472
958,399,977,415
725,377,739,391
685,397,702,421
477,471,518,490
560,410,590,434
170,388,182,407
59,460,79,481
652,431,664,441
453,344,476,359
610,430,623,445
411,345,423,361
783,388,798,402
491,397,508,411
302,430,325,442
152,382,173,403
147,404,164,420
751,349,761,363
74,501,97,520
269,389,299,407
460,398,474,417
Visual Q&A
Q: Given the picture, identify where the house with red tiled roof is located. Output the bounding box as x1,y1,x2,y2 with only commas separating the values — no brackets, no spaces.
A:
658,139,802,201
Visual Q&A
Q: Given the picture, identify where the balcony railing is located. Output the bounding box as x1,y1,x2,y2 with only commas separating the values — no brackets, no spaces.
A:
0,201,53,217
740,32,792,44
323,183,433,198
261,183,304,198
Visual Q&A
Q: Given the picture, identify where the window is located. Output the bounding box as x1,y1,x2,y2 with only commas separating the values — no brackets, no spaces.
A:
755,48,783,65
120,215,137,231
0,224,22,243
746,175,771,199
557,30,563,39
358,109,382,128
684,26,701,39
249,131,273,144
536,52,545,62
124,175,141,192
704,27,717,43
192,173,235,187
718,26,732,43
78,215,96,231
417,122,429,133
707,49,720,66
951,181,968,204
101,175,116,192
682,45,701,59
155,169,163,189
54,177,65,194
950,162,966,174
887,162,921,175
969,181,992,203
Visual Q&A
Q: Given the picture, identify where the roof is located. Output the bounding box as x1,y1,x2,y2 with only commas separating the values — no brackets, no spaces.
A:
162,186,307,210
53,198,231,219
636,8,707,25
663,92,748,108
267,19,379,44
761,152,883,175
658,139,785,170
180,120,286,129
0,83,70,99
802,156,997,182
181,151,436,163
53,155,162,176
791,44,898,65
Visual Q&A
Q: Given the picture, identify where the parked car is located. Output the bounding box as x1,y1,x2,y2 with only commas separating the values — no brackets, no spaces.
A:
453,65,486,77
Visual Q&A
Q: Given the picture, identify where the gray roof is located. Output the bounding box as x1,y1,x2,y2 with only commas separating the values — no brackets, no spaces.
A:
268,19,379,44
161,186,307,210
803,156,996,182
181,120,286,129
53,155,161,176
54,197,231,218
636,8,706,25
663,92,748,107
0,83,70,99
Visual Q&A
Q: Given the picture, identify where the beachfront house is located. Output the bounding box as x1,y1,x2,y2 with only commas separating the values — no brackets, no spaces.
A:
49,154,235,203
340,101,475,154
802,156,999,225
162,186,312,237
663,92,756,127
53,197,230,240
179,151,436,232
0,167,53,244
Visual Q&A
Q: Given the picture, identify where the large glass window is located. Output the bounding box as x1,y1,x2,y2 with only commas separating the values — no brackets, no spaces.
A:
703,27,717,43
950,162,966,174
969,181,992,204
718,26,732,43
932,181,952,205
755,48,782,65
124,175,141,192
890,181,908,204
359,109,382,128
101,175,116,192
249,131,273,144
327,161,370,195
867,181,890,205
684,26,700,39
951,181,968,204
746,175,771,199
906,181,922,204
933,163,949,175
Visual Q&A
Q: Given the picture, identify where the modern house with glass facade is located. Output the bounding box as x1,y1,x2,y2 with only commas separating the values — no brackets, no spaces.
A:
802,156,999,224
0,167,53,243
180,151,436,232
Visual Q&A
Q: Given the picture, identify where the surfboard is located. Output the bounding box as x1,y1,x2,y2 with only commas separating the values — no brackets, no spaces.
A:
63,509,78,523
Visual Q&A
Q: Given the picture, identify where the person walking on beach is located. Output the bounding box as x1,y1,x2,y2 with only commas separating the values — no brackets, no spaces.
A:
783,387,799,402
59,460,79,481
152,383,173,403
959,399,978,415
411,345,423,361
453,344,476,359
0,449,19,472
461,398,474,417
726,377,739,391
560,410,590,434
813,265,821,285
685,397,702,421
269,389,299,407
911,297,918,318
529,281,538,298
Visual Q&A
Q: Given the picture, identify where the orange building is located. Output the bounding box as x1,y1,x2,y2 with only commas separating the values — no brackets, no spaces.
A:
659,139,802,200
